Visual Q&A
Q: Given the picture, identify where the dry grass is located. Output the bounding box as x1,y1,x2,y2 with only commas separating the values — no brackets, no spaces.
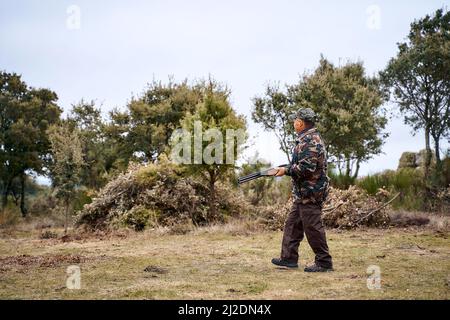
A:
0,220,449,300
0,209,67,238
0,208,21,227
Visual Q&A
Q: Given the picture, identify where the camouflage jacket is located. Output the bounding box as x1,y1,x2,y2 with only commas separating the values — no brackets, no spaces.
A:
286,127,329,205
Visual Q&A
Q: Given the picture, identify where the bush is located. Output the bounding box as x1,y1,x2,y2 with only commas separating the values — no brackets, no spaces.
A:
39,230,58,239
76,160,252,230
356,173,387,195
439,155,450,187
118,206,160,231
357,168,426,211
0,207,21,227
72,188,93,212
389,168,424,190
328,170,356,190
28,194,58,216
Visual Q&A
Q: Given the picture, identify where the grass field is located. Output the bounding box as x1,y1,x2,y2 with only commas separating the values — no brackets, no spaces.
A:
0,223,449,300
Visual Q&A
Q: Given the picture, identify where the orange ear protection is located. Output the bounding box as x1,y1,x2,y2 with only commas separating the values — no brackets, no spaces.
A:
294,118,305,133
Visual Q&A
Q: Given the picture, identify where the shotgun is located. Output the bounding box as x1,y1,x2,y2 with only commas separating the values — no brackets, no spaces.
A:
238,164,289,185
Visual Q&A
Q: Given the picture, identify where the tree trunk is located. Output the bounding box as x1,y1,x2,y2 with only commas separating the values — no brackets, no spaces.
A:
337,157,343,175
64,198,70,235
344,158,352,189
433,137,441,167
345,158,351,179
208,170,216,222
2,178,12,210
433,136,443,186
352,159,361,180
424,125,432,181
20,173,27,218
12,190,20,206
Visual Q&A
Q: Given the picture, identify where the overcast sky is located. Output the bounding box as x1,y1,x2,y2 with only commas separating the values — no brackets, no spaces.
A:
1,0,448,181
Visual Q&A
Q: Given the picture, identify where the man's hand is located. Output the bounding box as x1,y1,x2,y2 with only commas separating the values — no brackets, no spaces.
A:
275,167,286,177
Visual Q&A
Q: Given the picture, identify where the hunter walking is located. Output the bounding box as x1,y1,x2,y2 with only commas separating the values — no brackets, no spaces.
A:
271,108,333,272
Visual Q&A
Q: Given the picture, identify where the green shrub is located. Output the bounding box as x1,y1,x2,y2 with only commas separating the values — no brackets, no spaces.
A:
72,188,93,212
389,168,424,190
328,170,356,190
438,155,450,187
118,206,160,231
357,168,425,210
28,193,58,216
356,174,386,195
39,230,58,239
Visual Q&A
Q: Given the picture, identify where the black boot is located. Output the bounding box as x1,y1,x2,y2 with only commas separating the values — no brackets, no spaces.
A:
271,258,298,269
304,263,333,272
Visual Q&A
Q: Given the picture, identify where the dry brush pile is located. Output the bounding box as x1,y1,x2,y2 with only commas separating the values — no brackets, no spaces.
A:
258,186,393,230
75,161,251,231
77,161,395,232
322,186,393,229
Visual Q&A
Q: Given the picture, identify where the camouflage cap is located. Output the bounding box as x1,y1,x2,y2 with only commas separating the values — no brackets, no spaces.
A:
288,107,317,122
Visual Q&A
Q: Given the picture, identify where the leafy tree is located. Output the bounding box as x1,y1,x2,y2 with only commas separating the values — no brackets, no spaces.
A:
102,108,133,175
252,58,388,180
68,100,107,189
292,58,388,179
2,175,43,207
179,81,247,220
0,71,61,215
127,80,203,162
381,9,450,181
252,85,295,161
239,155,273,205
100,80,205,176
47,124,84,234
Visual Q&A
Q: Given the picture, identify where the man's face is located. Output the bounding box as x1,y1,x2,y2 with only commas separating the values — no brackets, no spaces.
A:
294,118,305,133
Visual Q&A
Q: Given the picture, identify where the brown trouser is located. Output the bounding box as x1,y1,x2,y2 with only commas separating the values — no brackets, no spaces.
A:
281,200,333,268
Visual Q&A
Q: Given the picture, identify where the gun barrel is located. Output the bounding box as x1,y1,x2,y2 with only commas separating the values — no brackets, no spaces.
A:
237,164,289,185
238,172,261,184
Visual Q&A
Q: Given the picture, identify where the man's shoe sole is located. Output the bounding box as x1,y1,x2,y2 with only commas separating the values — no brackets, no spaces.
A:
271,260,298,269
304,268,334,272
276,265,299,269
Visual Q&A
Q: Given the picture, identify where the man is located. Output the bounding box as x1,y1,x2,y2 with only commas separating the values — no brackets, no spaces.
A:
271,108,333,272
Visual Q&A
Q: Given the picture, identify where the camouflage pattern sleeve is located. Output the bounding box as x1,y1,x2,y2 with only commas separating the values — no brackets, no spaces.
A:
286,134,320,179
285,129,329,204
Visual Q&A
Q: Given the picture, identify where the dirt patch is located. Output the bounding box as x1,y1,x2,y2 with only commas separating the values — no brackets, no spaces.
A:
395,243,440,256
389,211,430,227
143,265,168,274
70,229,131,241
39,230,59,239
35,229,134,245
0,253,105,273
